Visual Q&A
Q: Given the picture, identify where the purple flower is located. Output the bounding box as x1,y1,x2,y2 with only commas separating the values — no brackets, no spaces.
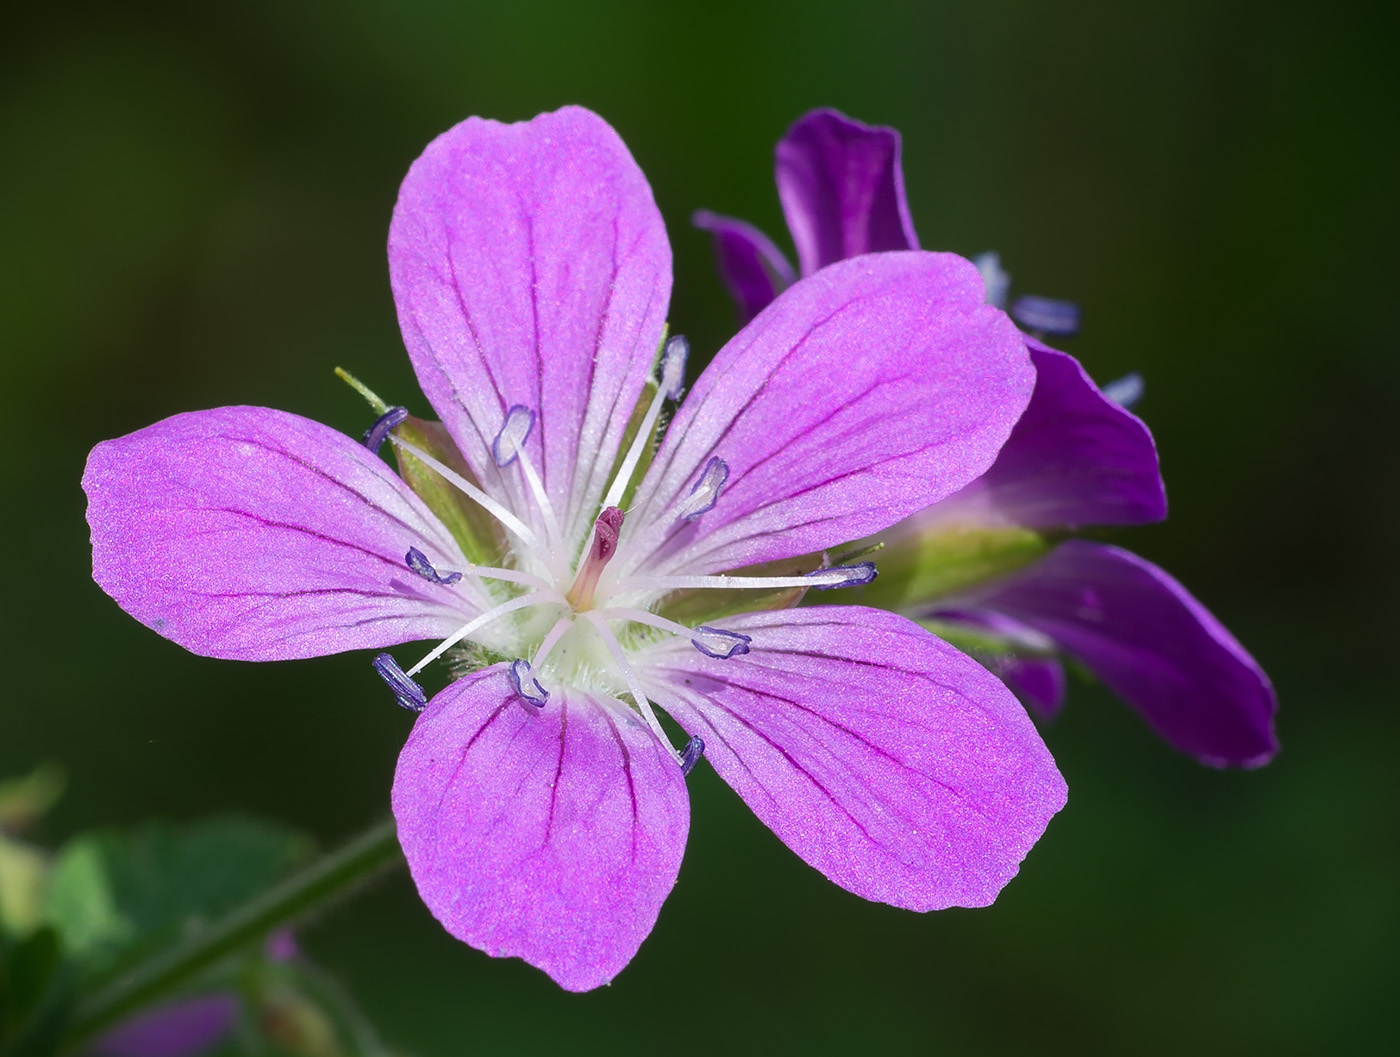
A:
696,108,1277,768
83,107,1065,990
89,995,239,1057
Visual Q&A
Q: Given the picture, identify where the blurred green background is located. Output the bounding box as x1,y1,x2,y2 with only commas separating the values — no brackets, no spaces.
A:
3,0,1396,1053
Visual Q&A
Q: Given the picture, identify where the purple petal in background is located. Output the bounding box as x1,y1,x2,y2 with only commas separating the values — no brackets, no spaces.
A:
775,108,919,276
389,106,672,544
83,407,468,660
638,607,1066,910
392,668,690,991
997,655,1068,718
91,994,237,1057
956,541,1278,767
692,209,796,326
616,252,1033,578
924,339,1166,531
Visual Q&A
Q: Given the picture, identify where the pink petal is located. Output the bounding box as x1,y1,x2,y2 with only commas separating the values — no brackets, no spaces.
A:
392,667,690,991
83,407,468,660
637,607,1066,910
389,106,671,546
617,252,1034,577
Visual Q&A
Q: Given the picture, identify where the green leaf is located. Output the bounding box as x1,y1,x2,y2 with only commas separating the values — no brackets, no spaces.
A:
0,838,51,938
44,818,314,985
0,927,74,1057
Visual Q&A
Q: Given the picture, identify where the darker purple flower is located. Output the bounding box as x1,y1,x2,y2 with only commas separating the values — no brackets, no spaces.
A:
83,107,1065,990
697,108,1277,768
89,995,237,1057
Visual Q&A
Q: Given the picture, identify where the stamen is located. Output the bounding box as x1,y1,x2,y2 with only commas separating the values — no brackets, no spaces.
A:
530,615,575,670
362,406,408,454
389,435,541,552
567,507,625,610
492,405,564,560
680,736,705,776
1102,371,1145,410
973,251,1011,309
599,335,690,511
1010,295,1081,338
620,561,877,594
371,652,427,713
674,456,729,521
659,334,689,400
594,607,752,660
408,590,564,677
692,626,752,659
581,612,682,764
804,562,878,590
405,547,462,586
491,405,535,467
507,659,549,709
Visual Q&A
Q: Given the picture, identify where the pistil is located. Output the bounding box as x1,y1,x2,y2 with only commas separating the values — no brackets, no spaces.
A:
566,507,625,611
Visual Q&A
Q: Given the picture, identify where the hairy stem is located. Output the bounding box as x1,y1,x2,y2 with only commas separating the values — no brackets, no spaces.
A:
59,817,402,1054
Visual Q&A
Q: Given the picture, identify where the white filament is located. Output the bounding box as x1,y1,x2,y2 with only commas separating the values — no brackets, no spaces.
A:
617,568,856,593
408,590,564,676
389,435,541,553
582,612,682,764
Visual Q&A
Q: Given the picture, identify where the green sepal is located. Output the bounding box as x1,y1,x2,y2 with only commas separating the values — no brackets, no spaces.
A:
833,525,1051,611
392,417,505,567
658,551,824,626
605,380,662,515
915,617,1054,660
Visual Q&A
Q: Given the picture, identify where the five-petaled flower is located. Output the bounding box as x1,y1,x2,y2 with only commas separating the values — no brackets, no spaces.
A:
696,107,1277,768
83,106,1067,990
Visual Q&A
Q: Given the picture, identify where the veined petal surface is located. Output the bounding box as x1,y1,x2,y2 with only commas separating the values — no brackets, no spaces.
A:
389,106,672,547
392,668,690,991
83,407,469,660
692,209,796,326
952,541,1278,767
921,340,1166,531
775,108,919,276
615,252,1034,578
636,607,1066,910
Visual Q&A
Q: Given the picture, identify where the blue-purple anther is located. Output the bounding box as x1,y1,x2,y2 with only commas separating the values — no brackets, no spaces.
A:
974,251,1012,309
508,659,549,709
362,406,409,454
1102,371,1145,410
660,335,689,399
692,626,752,659
405,546,463,585
372,652,427,712
1010,295,1081,338
677,455,729,521
806,561,879,590
680,736,706,777
492,405,536,467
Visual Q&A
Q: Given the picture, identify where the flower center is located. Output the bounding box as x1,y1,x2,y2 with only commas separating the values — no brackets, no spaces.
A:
368,336,878,770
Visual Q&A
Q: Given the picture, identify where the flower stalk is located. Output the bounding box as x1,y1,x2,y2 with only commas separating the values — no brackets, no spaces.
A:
59,818,402,1054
